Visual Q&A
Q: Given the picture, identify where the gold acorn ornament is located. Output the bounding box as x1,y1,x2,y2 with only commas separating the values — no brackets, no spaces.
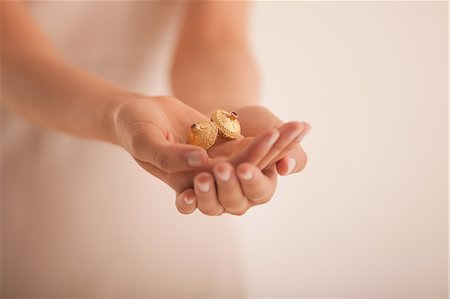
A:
186,120,219,150
211,109,241,139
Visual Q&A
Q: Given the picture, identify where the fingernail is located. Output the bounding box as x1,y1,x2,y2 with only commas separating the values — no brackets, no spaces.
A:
184,195,194,205
185,151,205,167
286,158,296,175
239,170,253,181
267,131,280,147
197,181,210,193
217,169,231,182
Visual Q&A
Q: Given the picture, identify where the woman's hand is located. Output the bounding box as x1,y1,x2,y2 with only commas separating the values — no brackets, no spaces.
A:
3,0,310,218
175,105,311,216
113,96,298,192
112,95,211,174
235,105,311,175
176,162,279,216
113,96,309,214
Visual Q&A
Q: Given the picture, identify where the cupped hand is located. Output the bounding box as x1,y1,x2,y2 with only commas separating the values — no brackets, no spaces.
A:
176,105,311,216
112,96,308,199
235,105,310,174
178,104,310,175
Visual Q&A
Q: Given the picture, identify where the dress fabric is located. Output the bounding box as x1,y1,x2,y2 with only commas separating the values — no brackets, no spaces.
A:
1,2,245,297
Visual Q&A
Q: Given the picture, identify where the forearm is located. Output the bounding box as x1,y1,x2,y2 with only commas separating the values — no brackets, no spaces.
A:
2,2,130,144
171,1,260,115
4,51,132,144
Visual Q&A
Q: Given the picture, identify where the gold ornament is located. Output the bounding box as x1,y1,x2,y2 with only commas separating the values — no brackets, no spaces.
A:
186,120,218,150
211,109,241,139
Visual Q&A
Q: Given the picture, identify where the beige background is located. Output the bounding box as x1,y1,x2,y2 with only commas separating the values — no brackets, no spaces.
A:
1,1,448,298
248,1,448,297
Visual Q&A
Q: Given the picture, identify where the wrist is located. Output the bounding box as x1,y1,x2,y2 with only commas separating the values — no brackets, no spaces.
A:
171,44,260,113
100,89,147,146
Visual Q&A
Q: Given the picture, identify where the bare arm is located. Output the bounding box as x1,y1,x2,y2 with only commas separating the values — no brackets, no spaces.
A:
1,1,130,144
170,2,310,217
171,1,259,115
2,2,309,217
0,2,214,176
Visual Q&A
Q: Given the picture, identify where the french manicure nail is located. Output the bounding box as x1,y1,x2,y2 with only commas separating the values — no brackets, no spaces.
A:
185,151,205,167
286,158,296,175
239,170,253,181
217,170,231,182
184,195,194,205
198,181,210,193
267,131,280,147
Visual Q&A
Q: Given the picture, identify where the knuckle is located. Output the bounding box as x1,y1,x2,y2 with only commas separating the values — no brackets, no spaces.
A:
212,209,224,216
251,194,272,205
201,207,223,216
223,198,248,213
230,208,248,216
261,194,273,204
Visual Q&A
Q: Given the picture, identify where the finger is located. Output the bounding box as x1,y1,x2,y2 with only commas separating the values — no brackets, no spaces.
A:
175,189,197,215
236,105,283,136
229,129,280,167
194,172,224,216
263,121,311,169
126,124,209,173
134,158,166,182
213,162,250,215
276,147,308,176
236,163,277,205
297,121,312,143
257,121,304,169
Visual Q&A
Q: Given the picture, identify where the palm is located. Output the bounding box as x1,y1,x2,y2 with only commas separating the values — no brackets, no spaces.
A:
205,105,285,159
117,97,298,194
163,105,290,193
150,97,257,162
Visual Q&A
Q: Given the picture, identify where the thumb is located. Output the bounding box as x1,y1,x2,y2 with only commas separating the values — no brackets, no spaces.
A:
125,124,209,172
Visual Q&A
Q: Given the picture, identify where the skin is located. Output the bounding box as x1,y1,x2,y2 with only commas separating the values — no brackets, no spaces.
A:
171,2,310,215
2,1,310,217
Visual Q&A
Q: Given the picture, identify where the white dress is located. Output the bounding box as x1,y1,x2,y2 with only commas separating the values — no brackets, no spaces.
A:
1,2,246,297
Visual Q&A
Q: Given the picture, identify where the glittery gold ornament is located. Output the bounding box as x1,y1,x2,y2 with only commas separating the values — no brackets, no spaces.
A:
211,109,241,139
186,120,219,150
